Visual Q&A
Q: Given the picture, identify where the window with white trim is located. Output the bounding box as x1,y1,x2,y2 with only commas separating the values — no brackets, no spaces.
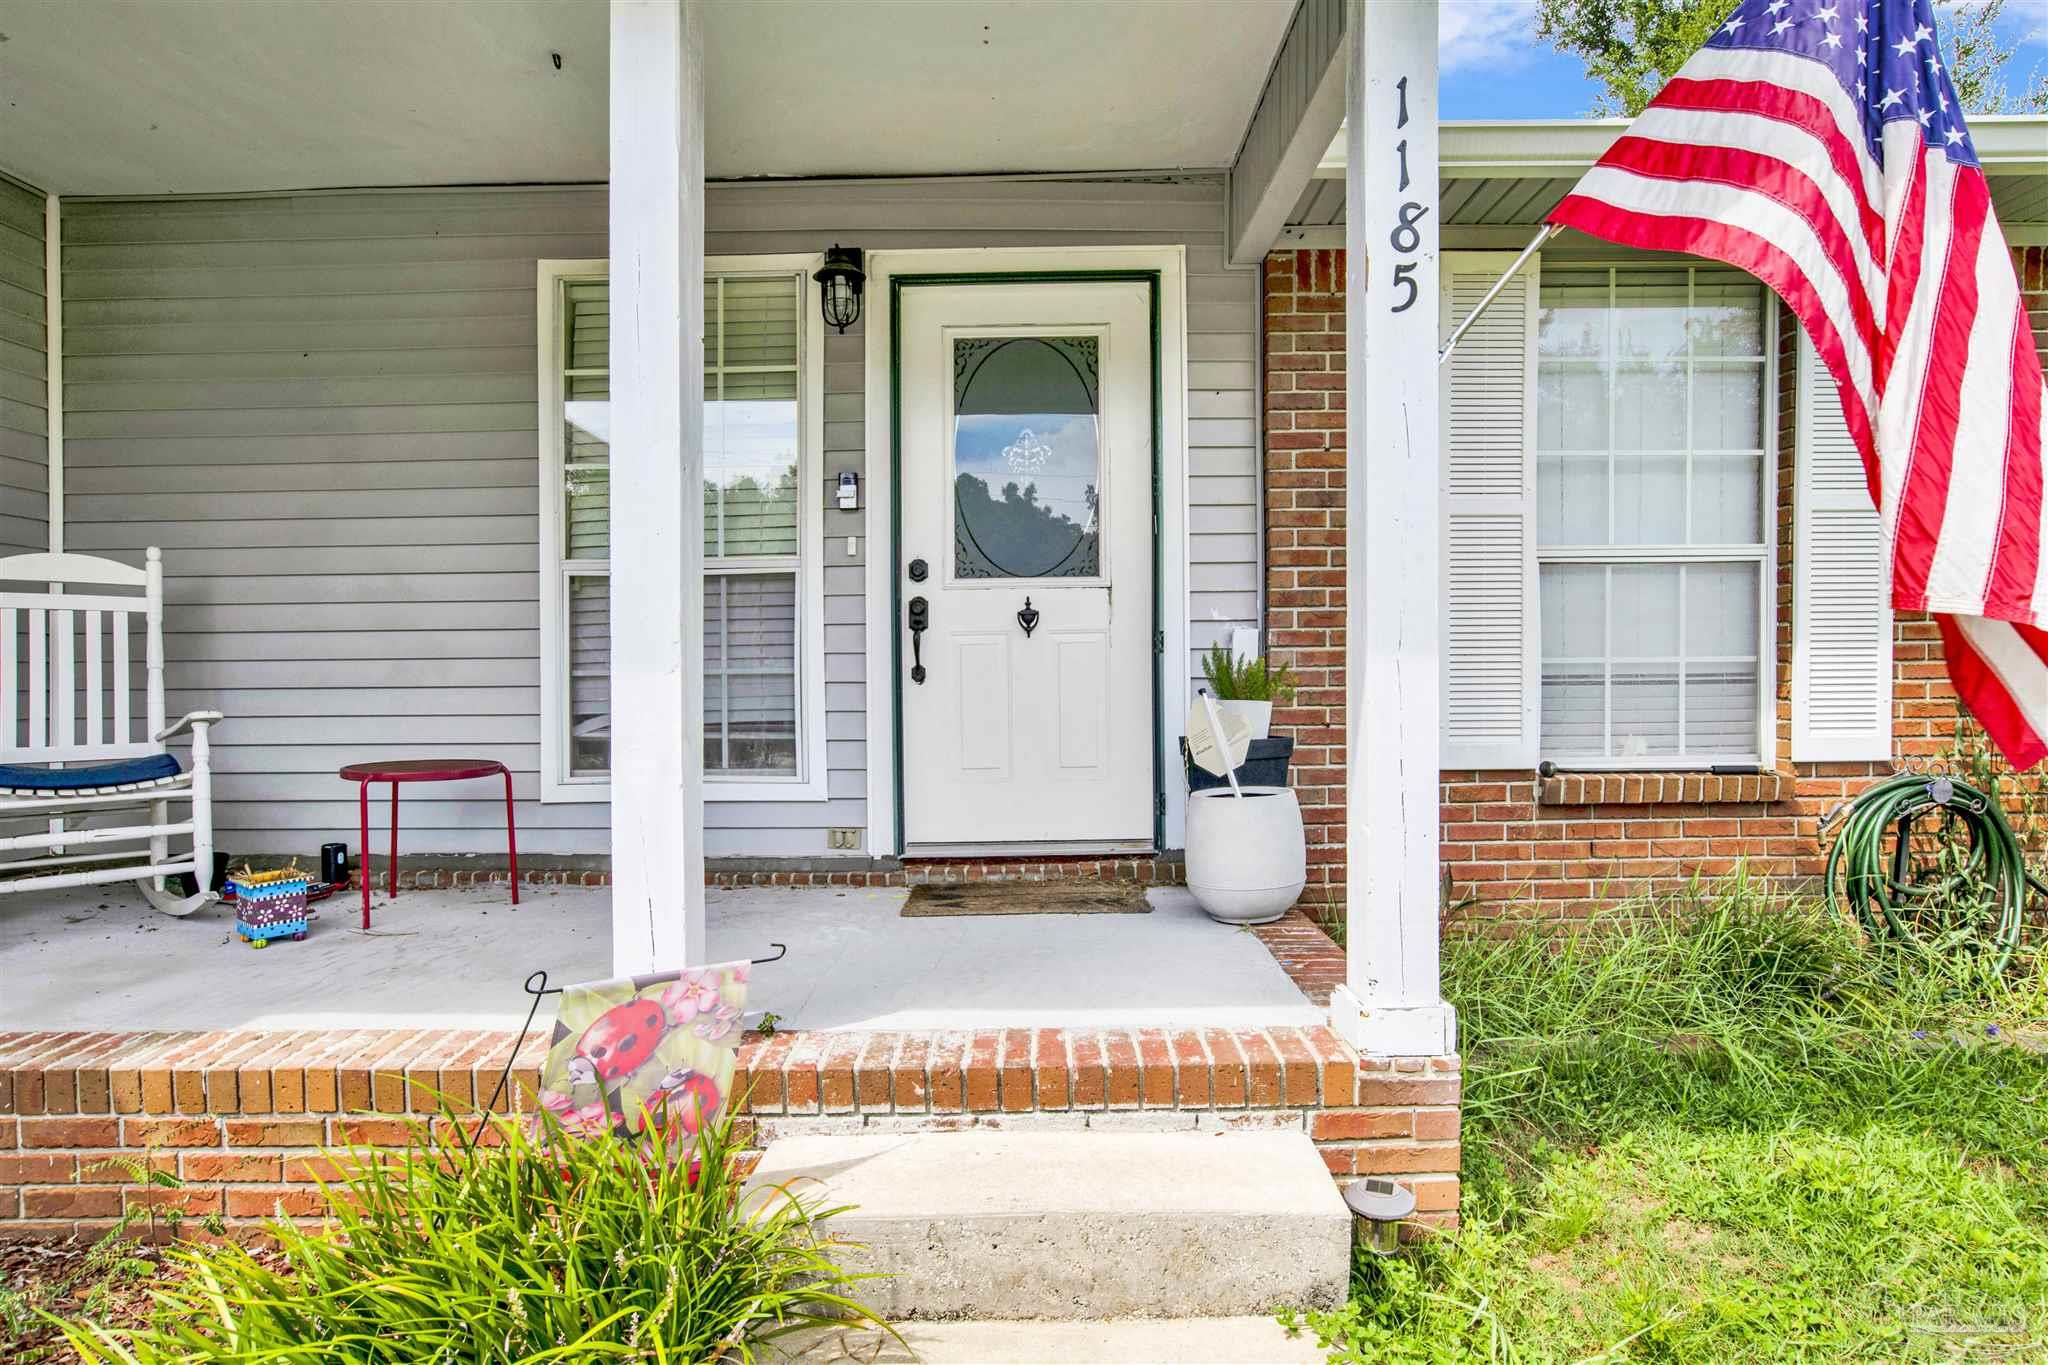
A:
538,259,826,802
1534,265,1773,767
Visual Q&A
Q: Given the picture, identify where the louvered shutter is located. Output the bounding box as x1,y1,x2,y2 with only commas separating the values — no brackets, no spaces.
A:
1792,326,1892,760
1439,252,1540,769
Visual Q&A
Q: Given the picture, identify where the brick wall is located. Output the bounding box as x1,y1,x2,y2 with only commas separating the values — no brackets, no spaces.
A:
1262,246,2048,920
0,1016,1463,1241
1263,250,1352,909
0,1030,539,1239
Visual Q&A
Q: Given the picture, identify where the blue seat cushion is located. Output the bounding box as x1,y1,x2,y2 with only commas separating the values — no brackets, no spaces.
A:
0,752,182,792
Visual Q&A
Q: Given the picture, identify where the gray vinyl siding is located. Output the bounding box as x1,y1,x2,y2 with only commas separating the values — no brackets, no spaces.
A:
61,189,601,856
62,177,1259,858
0,176,46,560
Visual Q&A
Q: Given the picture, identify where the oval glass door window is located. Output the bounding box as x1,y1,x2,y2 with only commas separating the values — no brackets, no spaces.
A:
952,336,1102,578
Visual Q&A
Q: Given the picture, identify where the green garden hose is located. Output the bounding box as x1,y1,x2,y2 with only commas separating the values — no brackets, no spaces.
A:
1823,772,2038,974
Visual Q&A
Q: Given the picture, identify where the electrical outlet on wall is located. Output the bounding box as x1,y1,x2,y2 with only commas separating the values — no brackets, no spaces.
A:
826,828,862,851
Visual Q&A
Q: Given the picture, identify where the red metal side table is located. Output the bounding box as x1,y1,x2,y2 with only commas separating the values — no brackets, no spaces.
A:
339,759,519,929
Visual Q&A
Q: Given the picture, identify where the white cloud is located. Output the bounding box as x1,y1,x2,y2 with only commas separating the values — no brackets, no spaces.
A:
1438,0,1541,73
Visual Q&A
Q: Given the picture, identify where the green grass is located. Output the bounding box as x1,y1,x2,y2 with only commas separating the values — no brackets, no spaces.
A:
1290,878,2048,1363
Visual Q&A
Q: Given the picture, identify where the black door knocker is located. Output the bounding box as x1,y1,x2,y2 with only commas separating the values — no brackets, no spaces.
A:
907,596,930,683
1017,597,1039,638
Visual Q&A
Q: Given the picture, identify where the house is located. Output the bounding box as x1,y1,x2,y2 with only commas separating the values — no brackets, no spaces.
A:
0,0,2043,1281
1272,116,2048,917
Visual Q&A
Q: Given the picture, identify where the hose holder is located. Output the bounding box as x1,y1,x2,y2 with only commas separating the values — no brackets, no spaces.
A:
1824,771,2026,974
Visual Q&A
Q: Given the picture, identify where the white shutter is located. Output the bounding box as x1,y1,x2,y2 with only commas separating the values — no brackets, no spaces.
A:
1792,326,1892,760
1439,252,1540,769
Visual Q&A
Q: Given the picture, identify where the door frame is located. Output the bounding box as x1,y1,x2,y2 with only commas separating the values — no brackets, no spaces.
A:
863,247,1189,858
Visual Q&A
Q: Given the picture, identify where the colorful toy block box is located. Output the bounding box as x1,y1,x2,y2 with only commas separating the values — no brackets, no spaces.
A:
230,867,311,947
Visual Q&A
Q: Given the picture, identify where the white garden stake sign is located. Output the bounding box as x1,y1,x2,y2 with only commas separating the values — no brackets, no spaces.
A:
1183,695,1306,925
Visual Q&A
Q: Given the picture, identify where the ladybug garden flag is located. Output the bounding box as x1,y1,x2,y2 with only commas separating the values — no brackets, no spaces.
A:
535,963,749,1148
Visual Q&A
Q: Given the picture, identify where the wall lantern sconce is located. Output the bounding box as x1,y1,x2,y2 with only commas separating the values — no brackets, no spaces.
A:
814,245,866,333
1345,1177,1416,1256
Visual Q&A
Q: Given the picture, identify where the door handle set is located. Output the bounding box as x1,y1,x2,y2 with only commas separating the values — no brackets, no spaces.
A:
905,562,1046,685
907,595,929,684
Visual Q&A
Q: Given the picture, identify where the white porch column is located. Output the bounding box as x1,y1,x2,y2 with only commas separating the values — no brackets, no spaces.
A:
608,0,706,976
1330,0,1456,1057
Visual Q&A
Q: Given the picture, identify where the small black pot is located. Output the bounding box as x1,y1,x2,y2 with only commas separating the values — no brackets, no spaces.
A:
320,841,352,888
1181,735,1295,792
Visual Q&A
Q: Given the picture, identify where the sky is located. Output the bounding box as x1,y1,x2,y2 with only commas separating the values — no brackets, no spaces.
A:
1436,0,2048,120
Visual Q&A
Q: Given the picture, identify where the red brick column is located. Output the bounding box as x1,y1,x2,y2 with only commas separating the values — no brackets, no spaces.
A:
1263,250,1349,911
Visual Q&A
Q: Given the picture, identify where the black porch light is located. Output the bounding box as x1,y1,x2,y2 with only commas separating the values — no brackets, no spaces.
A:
814,245,866,333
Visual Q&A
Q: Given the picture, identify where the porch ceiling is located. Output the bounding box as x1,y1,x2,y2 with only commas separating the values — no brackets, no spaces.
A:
1292,171,2048,231
1288,117,2048,231
0,0,1294,196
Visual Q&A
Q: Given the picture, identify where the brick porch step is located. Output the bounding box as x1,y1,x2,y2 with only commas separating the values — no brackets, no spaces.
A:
744,1130,1350,1320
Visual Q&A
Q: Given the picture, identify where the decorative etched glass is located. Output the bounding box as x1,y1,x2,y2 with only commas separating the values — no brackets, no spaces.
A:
952,336,1102,579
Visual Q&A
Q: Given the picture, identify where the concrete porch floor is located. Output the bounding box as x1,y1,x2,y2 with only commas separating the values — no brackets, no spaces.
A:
0,883,1322,1034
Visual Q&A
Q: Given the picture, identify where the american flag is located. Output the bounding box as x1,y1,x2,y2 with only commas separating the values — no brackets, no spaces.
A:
1548,0,2048,769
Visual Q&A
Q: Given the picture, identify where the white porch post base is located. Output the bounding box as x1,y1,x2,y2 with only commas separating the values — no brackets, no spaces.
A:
1328,986,1457,1058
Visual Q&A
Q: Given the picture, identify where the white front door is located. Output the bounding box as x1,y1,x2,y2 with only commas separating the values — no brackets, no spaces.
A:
898,280,1155,849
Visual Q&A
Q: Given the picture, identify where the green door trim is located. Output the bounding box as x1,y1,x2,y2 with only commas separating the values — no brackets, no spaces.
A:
888,270,1165,854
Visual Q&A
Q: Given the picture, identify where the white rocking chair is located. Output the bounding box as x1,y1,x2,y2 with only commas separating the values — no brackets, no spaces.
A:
0,549,223,915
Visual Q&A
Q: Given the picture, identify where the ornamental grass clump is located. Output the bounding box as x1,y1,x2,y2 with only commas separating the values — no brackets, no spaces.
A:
61,1103,888,1364
1199,642,1296,703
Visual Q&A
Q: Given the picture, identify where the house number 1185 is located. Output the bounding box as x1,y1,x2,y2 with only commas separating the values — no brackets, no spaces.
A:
1387,75,1427,314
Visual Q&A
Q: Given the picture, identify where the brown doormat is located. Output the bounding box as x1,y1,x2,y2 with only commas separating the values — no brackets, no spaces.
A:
901,881,1153,917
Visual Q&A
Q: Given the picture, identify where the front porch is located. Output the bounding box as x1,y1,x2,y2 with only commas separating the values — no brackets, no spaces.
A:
0,0,1471,1270
0,885,1460,1242
2,884,1326,1034
2,0,1457,1059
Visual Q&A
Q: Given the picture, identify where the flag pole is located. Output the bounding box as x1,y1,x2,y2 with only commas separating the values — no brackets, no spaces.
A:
1437,223,1561,366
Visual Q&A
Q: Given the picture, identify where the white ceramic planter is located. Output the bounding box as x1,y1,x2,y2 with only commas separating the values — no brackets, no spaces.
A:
1212,698,1273,741
1183,785,1306,925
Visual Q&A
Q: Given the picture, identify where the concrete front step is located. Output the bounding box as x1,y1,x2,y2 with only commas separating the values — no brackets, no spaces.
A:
745,1130,1350,1321
770,1316,1328,1363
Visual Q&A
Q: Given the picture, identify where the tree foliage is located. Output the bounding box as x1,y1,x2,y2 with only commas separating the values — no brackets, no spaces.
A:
1536,0,2047,117
1534,0,1732,116
1942,0,2048,113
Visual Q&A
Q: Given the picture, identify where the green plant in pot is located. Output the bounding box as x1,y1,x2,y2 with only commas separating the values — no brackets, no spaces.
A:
1200,643,1295,741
